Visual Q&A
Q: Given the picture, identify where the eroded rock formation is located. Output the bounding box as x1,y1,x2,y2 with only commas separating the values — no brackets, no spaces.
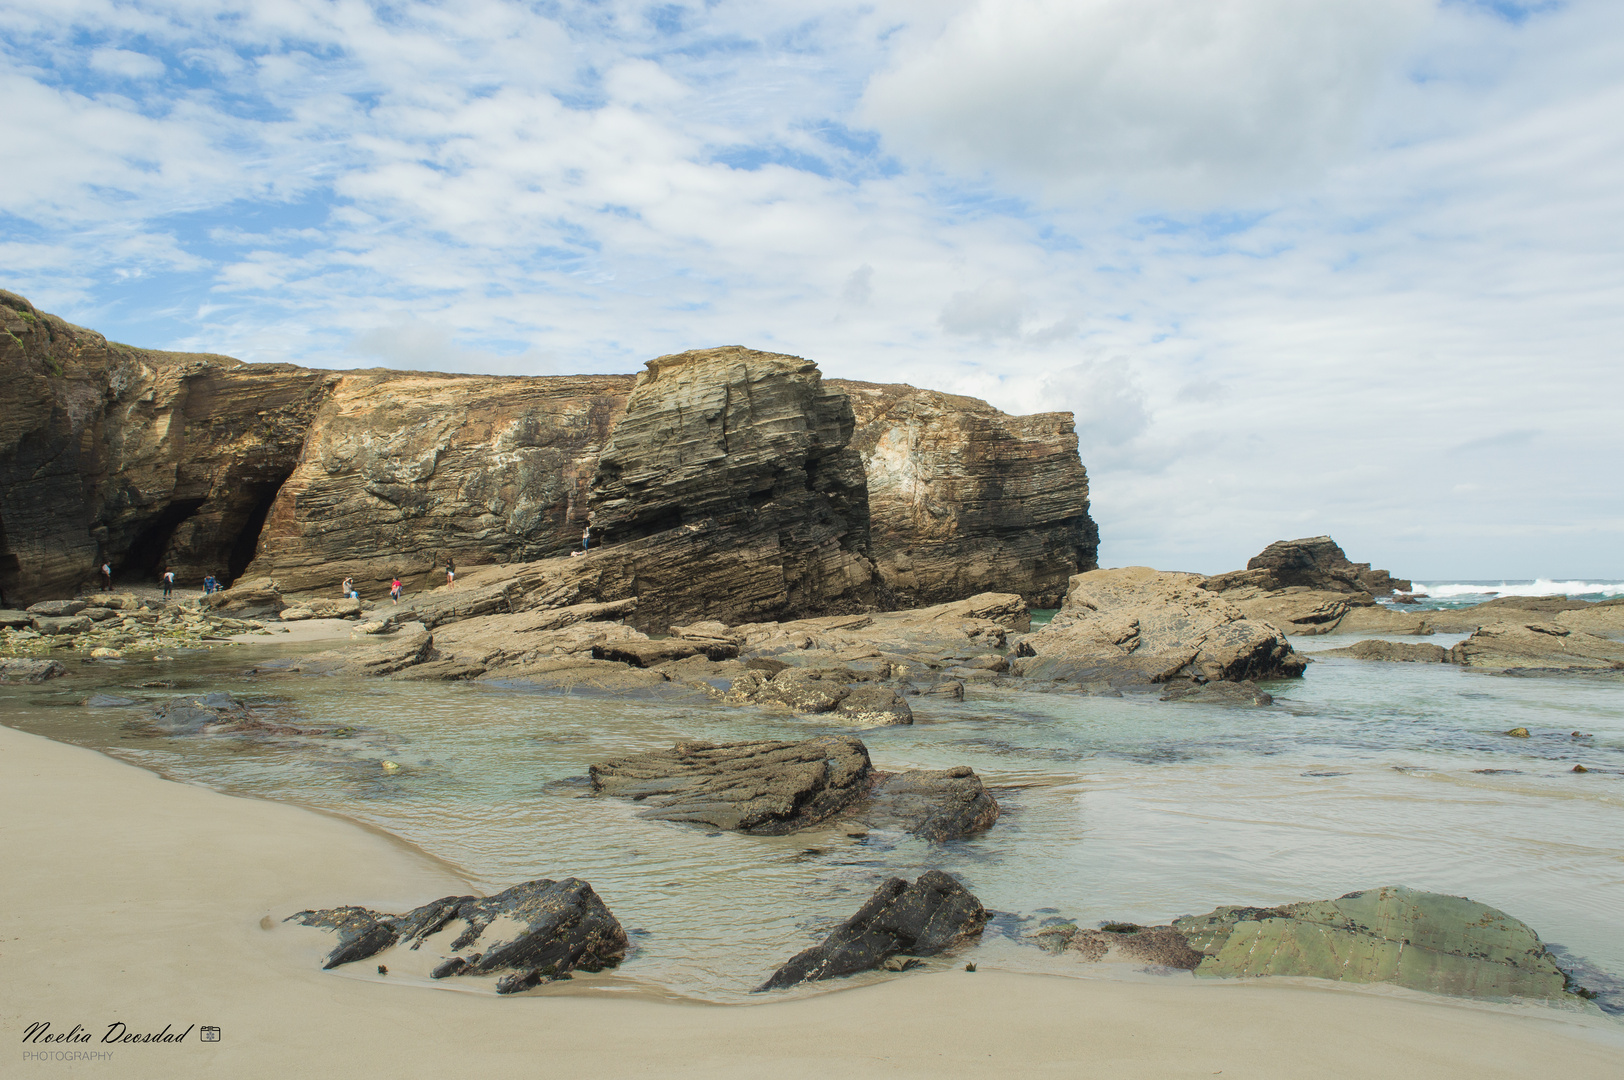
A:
834,380,1098,609
1201,537,1424,636
2,291,1098,623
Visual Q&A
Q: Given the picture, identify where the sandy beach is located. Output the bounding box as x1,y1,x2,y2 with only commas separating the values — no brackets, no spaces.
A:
2,724,1620,1079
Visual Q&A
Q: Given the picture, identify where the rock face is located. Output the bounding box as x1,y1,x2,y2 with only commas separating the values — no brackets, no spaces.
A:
1173,886,1574,1000
1014,567,1305,688
758,871,987,990
559,348,878,630
832,380,1098,609
1449,621,1624,674
290,878,628,993
589,736,999,840
245,369,633,595
0,290,331,605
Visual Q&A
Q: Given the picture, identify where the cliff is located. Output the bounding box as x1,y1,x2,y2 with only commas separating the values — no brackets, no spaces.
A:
1,291,1098,620
832,380,1098,608
0,290,331,605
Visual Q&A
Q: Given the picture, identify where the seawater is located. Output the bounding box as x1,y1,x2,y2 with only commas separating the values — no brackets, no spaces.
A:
2,631,1621,1006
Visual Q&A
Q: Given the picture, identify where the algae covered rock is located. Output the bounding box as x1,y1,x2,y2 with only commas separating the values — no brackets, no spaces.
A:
1173,885,1572,1000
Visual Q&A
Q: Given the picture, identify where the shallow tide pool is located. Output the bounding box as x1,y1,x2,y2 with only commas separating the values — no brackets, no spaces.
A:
3,633,1621,1006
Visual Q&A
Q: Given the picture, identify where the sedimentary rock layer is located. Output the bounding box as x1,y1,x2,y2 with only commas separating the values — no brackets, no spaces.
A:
833,380,1098,608
245,369,633,594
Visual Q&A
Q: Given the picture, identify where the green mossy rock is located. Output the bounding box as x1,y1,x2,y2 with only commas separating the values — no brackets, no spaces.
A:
1173,885,1569,1000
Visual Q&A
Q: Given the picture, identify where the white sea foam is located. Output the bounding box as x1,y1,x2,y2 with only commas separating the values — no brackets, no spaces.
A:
1410,579,1624,600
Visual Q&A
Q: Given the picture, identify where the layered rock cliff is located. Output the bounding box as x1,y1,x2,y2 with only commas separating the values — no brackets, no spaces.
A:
2,291,1099,620
243,370,634,594
832,380,1098,608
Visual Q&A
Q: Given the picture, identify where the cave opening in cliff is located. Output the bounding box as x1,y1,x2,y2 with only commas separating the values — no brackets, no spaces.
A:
123,498,206,580
0,513,18,605
226,482,284,583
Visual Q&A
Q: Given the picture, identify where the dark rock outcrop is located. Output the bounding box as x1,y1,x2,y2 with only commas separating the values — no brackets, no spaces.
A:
832,380,1098,609
589,737,999,840
1226,536,1410,596
1013,567,1305,689
757,871,987,990
289,878,628,993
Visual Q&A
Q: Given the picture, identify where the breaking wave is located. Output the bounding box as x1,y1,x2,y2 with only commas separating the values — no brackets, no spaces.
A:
1410,579,1624,601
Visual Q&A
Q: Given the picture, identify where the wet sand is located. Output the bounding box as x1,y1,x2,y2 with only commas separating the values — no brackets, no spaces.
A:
3,722,1620,1079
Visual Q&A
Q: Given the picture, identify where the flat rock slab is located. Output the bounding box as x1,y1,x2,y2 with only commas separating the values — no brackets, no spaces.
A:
1159,679,1273,706
1029,923,1204,969
1449,621,1624,673
0,609,34,628
758,871,987,990
1173,885,1575,1000
591,736,873,834
1319,640,1452,663
26,599,87,616
590,737,997,839
290,878,627,994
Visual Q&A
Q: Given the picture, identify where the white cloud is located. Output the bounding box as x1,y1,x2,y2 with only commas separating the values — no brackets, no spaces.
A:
88,47,165,79
860,0,1434,204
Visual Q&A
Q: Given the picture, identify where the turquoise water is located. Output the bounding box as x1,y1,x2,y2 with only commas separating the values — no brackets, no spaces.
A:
1,633,1620,1006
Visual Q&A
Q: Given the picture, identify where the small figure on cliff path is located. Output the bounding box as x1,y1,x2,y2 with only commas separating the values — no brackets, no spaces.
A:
161,568,174,600
101,562,112,590
446,558,456,589
582,525,591,553
203,574,217,596
390,578,402,604
341,576,354,599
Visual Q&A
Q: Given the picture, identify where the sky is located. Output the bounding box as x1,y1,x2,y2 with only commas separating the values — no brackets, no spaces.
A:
2,0,1621,579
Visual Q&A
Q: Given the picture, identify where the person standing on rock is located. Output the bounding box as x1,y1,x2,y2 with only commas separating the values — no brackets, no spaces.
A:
582,525,591,553
445,559,456,589
203,573,216,596
161,568,174,600
101,562,113,590
341,576,355,599
390,578,402,604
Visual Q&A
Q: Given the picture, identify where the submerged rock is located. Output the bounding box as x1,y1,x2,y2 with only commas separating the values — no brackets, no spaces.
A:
290,878,628,993
590,736,998,840
1029,922,1204,969
1318,640,1452,663
1159,679,1274,706
758,871,987,990
1173,885,1576,1000
0,657,66,682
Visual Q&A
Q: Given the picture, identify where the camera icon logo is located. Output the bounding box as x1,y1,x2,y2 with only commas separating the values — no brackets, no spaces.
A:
200,1026,221,1043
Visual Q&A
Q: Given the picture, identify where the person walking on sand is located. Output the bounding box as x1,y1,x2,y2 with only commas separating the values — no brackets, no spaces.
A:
161,568,174,600
390,578,402,604
101,562,112,590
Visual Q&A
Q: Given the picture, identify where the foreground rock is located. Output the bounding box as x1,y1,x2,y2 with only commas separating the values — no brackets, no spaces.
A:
1449,621,1624,675
1014,568,1305,689
757,871,987,990
290,878,628,993
140,692,314,737
589,736,999,840
1318,640,1453,663
1175,886,1577,1001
